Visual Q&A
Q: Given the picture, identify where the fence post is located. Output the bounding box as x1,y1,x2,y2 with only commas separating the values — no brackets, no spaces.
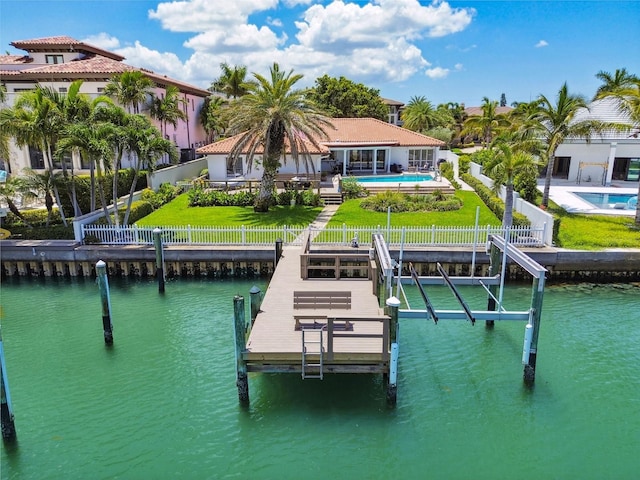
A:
242,225,246,245
188,225,192,244
342,223,347,246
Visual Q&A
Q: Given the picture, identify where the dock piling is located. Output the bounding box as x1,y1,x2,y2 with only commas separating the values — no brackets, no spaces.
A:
153,228,165,294
275,238,283,266
249,286,262,326
385,296,401,406
485,242,501,328
1,328,17,441
96,260,114,345
233,295,249,404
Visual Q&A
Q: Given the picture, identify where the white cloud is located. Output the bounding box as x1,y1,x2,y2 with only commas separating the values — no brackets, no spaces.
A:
535,40,549,48
425,67,450,79
454,63,463,71
110,0,475,90
82,32,121,50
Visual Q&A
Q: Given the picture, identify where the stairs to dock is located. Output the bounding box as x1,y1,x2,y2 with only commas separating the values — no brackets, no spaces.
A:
321,192,343,205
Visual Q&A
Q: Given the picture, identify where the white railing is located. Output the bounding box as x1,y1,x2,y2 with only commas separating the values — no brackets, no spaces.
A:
81,223,546,247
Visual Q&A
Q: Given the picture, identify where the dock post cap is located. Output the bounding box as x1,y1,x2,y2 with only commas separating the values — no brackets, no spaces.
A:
386,296,401,307
249,285,261,294
96,260,106,268
153,227,162,233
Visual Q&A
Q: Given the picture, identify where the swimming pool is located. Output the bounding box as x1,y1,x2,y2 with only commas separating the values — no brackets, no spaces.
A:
357,173,434,183
575,192,638,210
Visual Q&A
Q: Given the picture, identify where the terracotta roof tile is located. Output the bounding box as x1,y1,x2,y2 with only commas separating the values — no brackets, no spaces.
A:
11,36,82,46
24,55,134,75
0,55,32,64
197,117,444,154
197,133,330,155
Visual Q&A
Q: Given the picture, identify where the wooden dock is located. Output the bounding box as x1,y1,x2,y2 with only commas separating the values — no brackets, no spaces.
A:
242,236,392,377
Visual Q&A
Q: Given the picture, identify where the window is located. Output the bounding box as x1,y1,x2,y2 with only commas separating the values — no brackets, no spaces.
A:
348,149,374,171
45,55,64,64
227,156,243,175
97,87,104,93
613,158,640,181
29,146,45,169
58,87,67,93
408,149,434,169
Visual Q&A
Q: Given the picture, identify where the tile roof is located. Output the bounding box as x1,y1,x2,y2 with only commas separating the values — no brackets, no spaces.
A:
197,117,444,155
0,55,32,64
23,55,134,75
10,36,125,61
464,105,513,116
197,133,330,155
11,36,82,46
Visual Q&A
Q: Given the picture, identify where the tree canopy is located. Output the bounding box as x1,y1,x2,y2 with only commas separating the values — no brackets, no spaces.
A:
306,75,387,120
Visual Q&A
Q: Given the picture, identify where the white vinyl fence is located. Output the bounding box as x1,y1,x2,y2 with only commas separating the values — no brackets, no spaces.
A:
81,223,546,247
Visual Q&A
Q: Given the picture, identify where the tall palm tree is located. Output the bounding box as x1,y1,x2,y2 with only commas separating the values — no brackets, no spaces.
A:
483,142,536,227
227,63,333,212
122,115,176,225
210,63,254,99
401,96,448,133
462,97,508,147
531,83,621,207
0,84,11,172
595,69,640,224
104,71,154,114
149,85,187,140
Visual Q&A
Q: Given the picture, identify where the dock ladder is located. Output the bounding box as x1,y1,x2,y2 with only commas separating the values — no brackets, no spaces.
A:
301,327,324,379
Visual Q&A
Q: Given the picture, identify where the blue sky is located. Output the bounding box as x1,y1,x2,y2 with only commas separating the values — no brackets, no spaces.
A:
1,0,639,107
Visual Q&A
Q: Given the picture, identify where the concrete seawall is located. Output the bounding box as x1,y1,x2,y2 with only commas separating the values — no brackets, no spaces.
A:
1,240,640,282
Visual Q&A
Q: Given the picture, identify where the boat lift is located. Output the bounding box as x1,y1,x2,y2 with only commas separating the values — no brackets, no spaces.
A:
377,231,547,386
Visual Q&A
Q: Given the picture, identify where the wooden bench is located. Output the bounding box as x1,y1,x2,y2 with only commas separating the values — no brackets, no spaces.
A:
293,290,351,310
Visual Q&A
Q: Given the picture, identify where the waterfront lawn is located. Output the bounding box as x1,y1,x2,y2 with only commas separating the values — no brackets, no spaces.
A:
136,193,323,226
328,190,500,226
548,203,640,250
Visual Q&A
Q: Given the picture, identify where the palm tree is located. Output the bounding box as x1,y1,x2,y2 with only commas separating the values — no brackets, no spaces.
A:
227,63,333,212
122,115,176,225
0,175,31,225
401,96,448,133
104,71,154,114
531,83,622,207
1,86,69,226
210,63,253,99
483,142,536,227
149,85,186,140
21,168,62,226
462,97,508,147
0,84,11,172
595,69,640,224
199,95,228,143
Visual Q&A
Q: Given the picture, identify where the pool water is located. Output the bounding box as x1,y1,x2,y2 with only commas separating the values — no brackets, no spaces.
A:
357,174,433,183
574,192,637,209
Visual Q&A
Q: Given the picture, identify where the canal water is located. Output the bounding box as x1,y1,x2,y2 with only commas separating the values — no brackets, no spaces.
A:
1,277,638,479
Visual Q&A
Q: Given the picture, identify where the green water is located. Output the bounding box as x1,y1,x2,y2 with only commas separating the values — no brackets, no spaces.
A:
1,277,638,480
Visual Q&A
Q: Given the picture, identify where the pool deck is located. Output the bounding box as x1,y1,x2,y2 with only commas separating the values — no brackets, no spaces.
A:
541,184,637,216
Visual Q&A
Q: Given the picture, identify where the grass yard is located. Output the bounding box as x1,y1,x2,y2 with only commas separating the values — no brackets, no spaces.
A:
327,190,500,226
548,203,640,250
136,193,323,227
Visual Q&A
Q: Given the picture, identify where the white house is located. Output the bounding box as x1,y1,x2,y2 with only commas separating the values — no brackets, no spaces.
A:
0,35,211,174
196,117,445,180
552,99,639,185
381,98,404,126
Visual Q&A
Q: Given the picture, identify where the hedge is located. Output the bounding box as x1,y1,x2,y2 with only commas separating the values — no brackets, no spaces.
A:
461,173,530,227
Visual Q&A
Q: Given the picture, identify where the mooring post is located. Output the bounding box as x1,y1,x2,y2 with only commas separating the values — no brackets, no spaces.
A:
385,296,401,406
249,286,262,327
153,228,165,294
485,241,501,328
523,275,545,386
274,238,283,267
0,328,17,441
233,295,249,404
96,260,113,345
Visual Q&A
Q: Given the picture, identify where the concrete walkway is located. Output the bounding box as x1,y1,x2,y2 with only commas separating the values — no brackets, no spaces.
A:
308,204,340,240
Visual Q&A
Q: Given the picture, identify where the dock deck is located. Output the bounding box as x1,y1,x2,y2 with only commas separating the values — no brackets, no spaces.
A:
244,242,391,374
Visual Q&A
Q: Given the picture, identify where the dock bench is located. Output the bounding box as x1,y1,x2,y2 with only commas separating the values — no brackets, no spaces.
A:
293,290,352,330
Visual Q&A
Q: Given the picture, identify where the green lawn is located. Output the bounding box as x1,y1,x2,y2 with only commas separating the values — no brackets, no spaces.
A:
548,203,640,250
136,194,323,227
327,190,500,226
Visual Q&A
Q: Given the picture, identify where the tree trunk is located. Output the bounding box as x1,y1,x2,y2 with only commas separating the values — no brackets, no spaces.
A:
44,143,68,227
6,198,30,226
45,191,53,227
503,184,514,228
123,159,142,226
255,167,276,212
541,152,555,207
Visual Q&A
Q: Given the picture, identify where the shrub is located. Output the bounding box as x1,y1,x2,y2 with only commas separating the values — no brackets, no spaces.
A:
187,187,257,207
141,183,180,209
457,154,471,175
360,190,462,213
6,224,74,240
340,177,368,200
439,162,461,189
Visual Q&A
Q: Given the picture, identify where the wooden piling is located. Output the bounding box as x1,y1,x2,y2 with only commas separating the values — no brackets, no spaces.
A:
0,328,17,441
233,295,249,404
249,286,262,327
274,238,283,266
153,228,165,294
96,260,114,345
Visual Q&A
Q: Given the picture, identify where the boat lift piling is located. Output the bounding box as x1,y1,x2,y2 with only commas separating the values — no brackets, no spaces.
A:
96,260,114,345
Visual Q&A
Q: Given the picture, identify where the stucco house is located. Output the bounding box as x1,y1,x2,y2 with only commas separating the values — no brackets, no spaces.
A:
196,117,445,180
552,99,639,185
381,97,404,126
0,36,211,174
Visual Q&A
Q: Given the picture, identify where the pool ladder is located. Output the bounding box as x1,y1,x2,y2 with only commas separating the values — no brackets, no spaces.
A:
301,328,324,379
